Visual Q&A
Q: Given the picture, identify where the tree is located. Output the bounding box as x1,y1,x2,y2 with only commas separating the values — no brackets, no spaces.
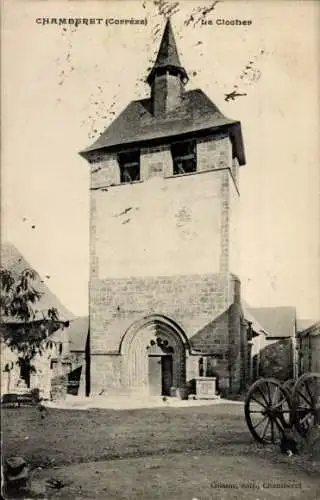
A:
259,339,293,381
0,266,67,387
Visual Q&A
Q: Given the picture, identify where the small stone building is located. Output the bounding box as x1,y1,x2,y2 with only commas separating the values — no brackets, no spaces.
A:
80,20,249,397
247,306,298,381
298,322,320,375
0,242,73,396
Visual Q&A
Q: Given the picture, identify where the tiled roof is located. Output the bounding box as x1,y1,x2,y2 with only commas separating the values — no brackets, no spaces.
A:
247,306,296,338
80,89,245,165
0,241,74,322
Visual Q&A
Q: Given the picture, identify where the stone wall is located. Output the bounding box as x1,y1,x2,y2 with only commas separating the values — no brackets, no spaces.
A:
89,135,233,188
89,136,239,280
196,134,232,172
91,169,236,279
250,332,267,381
299,335,311,374
50,375,67,402
90,273,233,353
228,278,243,392
299,329,320,374
90,152,120,188
311,334,320,372
89,273,241,393
89,355,122,396
141,145,173,179
228,175,240,277
231,157,240,190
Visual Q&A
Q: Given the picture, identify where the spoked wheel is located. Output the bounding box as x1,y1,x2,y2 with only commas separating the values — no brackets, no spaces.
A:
282,379,295,397
245,378,292,444
291,373,320,437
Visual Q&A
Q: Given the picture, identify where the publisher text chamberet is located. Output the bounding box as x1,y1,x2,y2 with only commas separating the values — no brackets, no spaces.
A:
35,17,147,26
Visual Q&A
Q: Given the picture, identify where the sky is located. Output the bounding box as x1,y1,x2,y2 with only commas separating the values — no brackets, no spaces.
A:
1,0,320,320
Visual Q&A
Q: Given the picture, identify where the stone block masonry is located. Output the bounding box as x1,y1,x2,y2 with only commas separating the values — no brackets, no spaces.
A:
51,375,67,402
90,273,232,353
197,134,232,173
91,168,239,280
141,145,173,179
89,272,243,394
90,152,120,188
89,135,236,188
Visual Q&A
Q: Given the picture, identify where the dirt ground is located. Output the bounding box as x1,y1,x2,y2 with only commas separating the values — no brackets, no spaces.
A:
28,450,319,500
2,403,319,499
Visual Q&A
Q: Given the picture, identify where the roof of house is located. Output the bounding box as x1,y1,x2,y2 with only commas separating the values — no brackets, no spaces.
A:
1,241,74,322
297,321,320,338
297,318,318,332
241,299,270,336
68,316,89,351
242,307,269,336
246,306,296,339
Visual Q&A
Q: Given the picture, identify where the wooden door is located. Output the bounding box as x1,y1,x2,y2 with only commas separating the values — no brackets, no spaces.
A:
148,356,162,396
161,355,173,396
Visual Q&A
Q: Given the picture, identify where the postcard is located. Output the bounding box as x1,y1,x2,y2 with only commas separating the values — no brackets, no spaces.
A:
1,1,319,498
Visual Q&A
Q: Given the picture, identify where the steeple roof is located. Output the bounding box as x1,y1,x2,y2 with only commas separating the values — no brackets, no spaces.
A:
80,89,246,166
146,19,188,85
79,18,246,166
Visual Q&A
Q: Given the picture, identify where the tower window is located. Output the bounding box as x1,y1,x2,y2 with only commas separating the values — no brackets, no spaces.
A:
118,150,140,184
171,140,196,175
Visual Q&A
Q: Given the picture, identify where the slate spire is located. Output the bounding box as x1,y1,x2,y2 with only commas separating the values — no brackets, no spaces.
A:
146,18,189,86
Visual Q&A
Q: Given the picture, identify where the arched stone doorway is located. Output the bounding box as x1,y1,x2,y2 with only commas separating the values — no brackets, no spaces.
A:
120,315,189,396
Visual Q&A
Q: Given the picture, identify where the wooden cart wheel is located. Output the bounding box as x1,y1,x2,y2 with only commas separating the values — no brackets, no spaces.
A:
282,379,295,396
291,372,320,437
245,378,291,444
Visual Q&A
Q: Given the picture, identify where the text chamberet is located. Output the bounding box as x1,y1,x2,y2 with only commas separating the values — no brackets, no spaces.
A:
35,17,148,27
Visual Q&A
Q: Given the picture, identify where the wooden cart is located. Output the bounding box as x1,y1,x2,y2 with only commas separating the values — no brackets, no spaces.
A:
244,372,320,444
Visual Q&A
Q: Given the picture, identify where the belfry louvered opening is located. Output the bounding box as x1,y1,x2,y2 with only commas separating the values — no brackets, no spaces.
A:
171,140,197,175
118,150,140,184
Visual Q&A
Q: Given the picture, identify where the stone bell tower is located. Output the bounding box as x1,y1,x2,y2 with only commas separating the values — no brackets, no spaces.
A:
80,19,246,397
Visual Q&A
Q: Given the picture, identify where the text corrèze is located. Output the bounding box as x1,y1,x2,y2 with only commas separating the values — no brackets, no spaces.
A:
35,17,148,27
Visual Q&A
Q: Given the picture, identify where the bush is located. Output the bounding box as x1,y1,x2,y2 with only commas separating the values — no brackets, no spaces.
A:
259,339,293,381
